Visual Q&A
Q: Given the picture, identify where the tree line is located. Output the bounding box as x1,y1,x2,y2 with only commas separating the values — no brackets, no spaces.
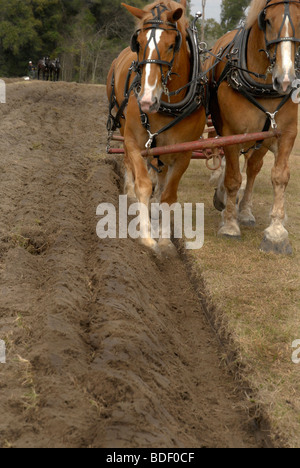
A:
204,0,251,48
0,0,251,83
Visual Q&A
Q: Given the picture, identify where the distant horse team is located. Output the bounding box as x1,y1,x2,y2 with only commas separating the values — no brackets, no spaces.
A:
36,57,61,81
107,0,300,256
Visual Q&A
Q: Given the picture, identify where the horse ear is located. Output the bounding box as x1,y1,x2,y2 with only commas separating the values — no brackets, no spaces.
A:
121,3,145,19
167,8,183,23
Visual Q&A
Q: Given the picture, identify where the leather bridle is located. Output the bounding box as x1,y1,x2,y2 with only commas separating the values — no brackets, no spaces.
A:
259,0,300,66
130,4,182,98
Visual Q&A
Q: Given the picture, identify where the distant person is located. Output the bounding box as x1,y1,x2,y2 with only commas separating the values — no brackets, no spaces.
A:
55,58,61,81
28,60,36,80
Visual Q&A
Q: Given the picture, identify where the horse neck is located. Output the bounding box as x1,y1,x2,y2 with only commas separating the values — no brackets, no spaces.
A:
247,23,273,85
164,36,191,103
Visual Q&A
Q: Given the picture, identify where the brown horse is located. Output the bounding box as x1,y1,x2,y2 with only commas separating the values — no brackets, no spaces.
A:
207,0,300,255
107,0,206,252
37,57,50,81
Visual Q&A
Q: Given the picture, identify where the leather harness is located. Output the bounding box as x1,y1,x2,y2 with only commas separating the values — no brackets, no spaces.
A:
107,1,300,160
209,1,300,150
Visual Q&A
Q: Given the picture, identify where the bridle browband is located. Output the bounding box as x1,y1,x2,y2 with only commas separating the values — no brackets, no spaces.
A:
131,4,182,98
259,0,300,65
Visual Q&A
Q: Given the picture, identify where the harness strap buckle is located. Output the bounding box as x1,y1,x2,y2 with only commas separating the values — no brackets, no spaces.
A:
231,70,241,88
145,131,158,149
266,111,278,129
162,83,171,103
266,64,274,77
140,112,148,127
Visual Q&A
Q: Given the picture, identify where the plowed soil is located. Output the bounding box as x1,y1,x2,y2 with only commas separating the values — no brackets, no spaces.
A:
0,81,267,448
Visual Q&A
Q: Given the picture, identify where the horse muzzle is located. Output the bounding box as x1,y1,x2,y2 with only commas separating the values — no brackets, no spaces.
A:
139,98,160,114
138,87,162,114
273,71,296,95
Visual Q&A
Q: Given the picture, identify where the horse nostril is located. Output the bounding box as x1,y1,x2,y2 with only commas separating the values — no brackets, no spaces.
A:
273,77,281,90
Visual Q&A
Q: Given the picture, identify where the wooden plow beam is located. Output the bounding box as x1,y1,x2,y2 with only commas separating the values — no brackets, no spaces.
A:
107,130,280,160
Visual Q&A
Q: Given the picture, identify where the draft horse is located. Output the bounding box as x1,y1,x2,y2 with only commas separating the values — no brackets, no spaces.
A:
49,58,61,82
207,0,300,255
107,0,206,252
37,57,50,81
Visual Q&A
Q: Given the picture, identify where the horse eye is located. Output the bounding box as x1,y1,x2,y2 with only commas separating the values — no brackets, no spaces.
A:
168,45,174,52
266,19,271,27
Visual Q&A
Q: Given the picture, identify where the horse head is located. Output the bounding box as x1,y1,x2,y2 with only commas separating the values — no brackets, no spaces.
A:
122,1,187,114
257,0,300,94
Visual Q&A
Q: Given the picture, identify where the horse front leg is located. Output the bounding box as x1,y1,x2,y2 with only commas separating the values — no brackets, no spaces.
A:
124,136,157,250
213,158,226,212
157,153,191,252
123,149,137,201
238,147,267,227
218,145,242,238
260,135,295,255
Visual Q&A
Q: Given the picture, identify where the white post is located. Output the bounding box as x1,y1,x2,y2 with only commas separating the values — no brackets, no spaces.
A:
0,340,6,364
0,79,6,104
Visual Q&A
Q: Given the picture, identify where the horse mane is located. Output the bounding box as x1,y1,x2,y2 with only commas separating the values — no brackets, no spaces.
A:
137,0,189,34
246,0,267,29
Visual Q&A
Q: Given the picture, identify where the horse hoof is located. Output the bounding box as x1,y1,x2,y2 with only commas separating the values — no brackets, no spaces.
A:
218,224,242,240
259,236,293,256
219,233,242,241
238,212,256,227
240,219,256,227
140,237,158,251
213,189,225,212
158,238,178,258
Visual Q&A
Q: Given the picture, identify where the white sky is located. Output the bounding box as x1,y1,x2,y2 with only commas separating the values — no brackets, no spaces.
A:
190,0,222,21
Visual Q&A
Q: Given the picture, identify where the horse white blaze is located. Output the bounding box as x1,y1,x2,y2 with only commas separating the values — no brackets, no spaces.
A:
281,16,293,92
140,29,163,112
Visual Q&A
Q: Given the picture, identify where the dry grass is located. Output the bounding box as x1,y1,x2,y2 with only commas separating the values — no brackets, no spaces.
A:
178,118,300,447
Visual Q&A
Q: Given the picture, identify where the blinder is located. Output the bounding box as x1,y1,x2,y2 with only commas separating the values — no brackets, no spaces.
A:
130,28,182,54
258,9,266,31
131,32,139,53
174,32,182,53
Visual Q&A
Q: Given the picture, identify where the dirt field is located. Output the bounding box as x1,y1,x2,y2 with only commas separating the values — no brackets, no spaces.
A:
180,118,300,448
0,81,272,448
